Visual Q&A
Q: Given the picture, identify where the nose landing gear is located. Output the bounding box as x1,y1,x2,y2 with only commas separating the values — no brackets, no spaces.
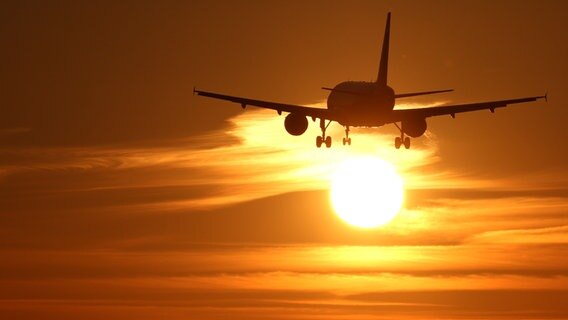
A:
342,126,352,146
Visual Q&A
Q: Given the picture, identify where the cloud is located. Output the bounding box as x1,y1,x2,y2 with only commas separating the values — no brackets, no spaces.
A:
468,225,568,245
2,101,568,320
1,101,567,251
2,266,568,319
0,105,443,212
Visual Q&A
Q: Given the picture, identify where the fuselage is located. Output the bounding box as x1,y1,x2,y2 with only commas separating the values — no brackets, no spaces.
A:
326,81,395,127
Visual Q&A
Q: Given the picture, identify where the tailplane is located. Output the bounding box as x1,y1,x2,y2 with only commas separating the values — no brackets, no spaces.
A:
376,12,391,86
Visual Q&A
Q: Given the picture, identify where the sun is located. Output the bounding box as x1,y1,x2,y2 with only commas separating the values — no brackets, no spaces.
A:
330,156,404,228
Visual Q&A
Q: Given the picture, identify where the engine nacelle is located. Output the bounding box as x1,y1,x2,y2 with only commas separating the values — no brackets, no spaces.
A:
284,113,308,136
402,118,427,138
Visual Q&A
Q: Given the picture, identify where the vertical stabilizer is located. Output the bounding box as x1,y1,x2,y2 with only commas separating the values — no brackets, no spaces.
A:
376,12,391,86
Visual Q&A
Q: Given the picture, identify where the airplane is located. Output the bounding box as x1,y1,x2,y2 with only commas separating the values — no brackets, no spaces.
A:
194,12,546,149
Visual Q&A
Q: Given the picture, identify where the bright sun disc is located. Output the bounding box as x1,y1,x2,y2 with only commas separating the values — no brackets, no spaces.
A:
330,156,404,228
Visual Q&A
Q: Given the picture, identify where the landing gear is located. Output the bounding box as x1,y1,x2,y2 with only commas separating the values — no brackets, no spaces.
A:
316,119,332,148
395,136,402,149
342,126,352,146
317,135,332,148
394,123,411,149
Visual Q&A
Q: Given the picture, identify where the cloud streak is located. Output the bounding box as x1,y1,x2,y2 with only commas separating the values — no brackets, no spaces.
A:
1,103,568,320
1,104,442,211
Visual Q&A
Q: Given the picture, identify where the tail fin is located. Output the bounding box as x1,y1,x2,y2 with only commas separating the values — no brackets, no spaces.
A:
376,12,391,86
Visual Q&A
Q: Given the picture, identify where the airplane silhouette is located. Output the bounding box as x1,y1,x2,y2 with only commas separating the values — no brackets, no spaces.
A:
195,12,546,149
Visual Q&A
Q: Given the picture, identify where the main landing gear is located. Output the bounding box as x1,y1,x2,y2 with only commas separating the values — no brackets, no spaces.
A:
315,121,353,148
316,118,332,148
394,123,411,149
342,126,352,146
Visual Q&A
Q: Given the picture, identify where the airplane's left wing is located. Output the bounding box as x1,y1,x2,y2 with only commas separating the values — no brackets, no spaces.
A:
390,95,546,122
194,89,335,121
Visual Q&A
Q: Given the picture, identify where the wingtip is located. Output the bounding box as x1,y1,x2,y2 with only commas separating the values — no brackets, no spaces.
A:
544,91,548,103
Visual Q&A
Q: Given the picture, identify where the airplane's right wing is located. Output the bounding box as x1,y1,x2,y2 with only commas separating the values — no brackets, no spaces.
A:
194,89,337,121
390,95,546,122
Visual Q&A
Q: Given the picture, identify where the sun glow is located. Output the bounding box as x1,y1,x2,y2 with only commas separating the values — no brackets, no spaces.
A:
330,156,404,228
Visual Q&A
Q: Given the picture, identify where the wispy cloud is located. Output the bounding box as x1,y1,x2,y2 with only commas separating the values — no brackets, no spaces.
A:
0,106,444,210
2,100,568,319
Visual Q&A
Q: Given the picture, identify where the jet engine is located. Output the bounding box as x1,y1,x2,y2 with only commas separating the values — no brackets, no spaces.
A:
284,113,308,136
402,118,427,138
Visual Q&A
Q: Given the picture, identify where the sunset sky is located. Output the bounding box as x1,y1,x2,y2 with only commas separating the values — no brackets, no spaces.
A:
2,1,568,319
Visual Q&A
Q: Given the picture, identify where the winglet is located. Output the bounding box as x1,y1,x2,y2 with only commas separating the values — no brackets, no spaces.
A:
545,91,548,103
376,12,391,86
193,86,197,96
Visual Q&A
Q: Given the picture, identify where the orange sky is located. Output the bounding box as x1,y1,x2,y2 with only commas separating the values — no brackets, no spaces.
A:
1,1,568,319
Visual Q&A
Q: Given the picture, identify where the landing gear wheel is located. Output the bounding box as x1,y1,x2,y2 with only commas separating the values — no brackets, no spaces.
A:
393,122,412,150
347,137,351,145
404,137,410,149
325,136,332,148
395,137,402,149
342,137,346,145
316,136,323,148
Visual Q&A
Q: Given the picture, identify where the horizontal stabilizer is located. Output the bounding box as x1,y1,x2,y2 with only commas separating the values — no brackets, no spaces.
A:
395,89,454,99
